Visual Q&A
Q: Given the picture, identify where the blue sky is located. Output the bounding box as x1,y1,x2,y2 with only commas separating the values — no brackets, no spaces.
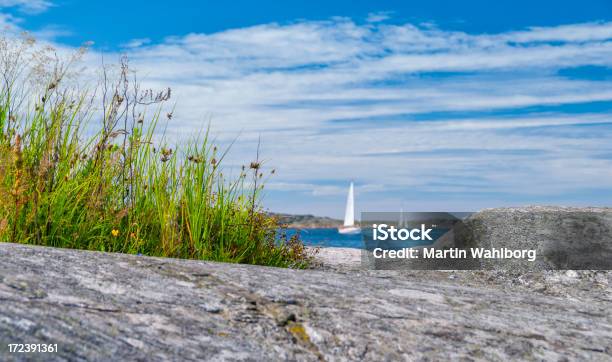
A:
6,1,612,47
1,0,612,217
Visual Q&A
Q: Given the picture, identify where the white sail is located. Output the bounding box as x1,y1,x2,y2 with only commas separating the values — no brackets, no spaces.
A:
343,182,355,227
338,181,360,234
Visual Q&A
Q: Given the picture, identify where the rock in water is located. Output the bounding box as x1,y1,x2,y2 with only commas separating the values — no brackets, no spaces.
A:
0,243,611,360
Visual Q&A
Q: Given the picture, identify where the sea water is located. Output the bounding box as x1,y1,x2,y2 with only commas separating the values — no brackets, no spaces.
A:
285,227,446,249
286,228,363,249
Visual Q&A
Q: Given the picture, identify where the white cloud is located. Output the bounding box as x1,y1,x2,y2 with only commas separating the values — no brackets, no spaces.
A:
121,37,151,49
0,0,53,14
366,12,392,23
266,182,386,196
32,24,71,41
90,19,612,215
501,22,612,43
0,12,21,30
9,17,612,215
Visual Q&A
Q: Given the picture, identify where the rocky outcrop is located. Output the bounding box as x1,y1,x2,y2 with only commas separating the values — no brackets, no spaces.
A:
364,206,612,270
1,243,611,361
457,206,612,270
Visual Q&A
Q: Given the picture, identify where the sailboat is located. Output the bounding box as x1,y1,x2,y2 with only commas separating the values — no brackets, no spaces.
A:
338,182,361,234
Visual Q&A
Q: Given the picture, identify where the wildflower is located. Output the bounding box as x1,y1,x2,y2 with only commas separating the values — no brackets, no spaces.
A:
111,229,119,237
211,158,217,166
188,155,202,164
249,161,260,170
160,147,173,162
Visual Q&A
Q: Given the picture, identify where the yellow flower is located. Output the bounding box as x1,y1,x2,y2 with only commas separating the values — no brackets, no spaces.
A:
111,229,119,237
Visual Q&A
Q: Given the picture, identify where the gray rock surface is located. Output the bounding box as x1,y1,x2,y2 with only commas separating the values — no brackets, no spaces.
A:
457,206,612,270
362,206,612,270
1,243,611,361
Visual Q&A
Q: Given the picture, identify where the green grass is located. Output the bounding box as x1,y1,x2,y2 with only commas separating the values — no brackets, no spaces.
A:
0,36,311,268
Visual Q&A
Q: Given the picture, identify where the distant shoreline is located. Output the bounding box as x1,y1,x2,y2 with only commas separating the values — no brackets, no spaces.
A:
269,213,343,229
